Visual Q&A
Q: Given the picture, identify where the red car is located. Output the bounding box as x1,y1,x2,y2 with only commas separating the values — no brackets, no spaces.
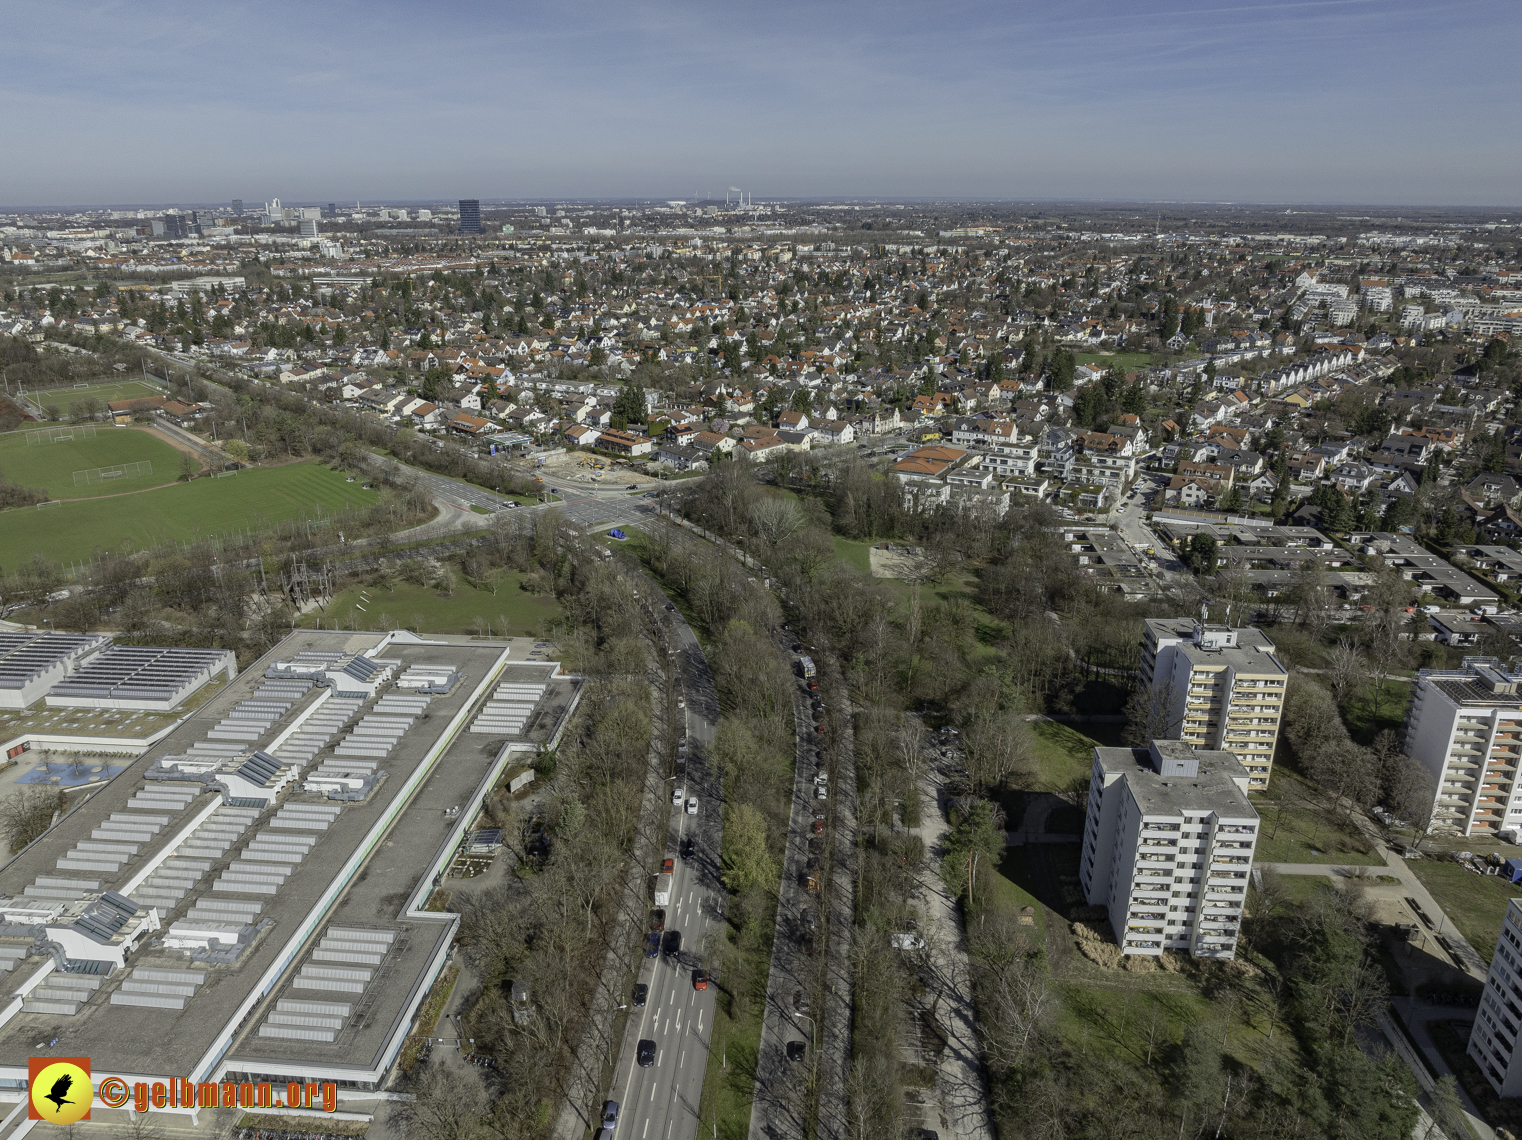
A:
811,819,825,835
815,724,827,734
693,969,709,991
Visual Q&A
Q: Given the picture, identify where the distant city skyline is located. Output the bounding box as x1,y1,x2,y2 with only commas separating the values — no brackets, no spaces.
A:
3,0,1518,207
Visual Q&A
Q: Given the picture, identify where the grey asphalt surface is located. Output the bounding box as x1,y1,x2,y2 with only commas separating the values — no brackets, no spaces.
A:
748,633,859,1140
604,574,725,1140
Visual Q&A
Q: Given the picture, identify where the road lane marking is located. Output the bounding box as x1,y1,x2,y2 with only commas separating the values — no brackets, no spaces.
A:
643,1121,649,1138
698,1009,704,1031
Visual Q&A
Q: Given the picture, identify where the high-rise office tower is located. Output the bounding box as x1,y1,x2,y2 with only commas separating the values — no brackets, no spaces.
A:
1138,618,1286,790
299,218,319,239
162,214,189,239
327,203,336,215
458,199,482,234
232,199,244,216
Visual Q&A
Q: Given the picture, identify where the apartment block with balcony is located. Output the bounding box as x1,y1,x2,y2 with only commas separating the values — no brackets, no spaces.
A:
1470,899,1522,1095
1079,740,1258,959
1404,658,1522,838
1138,618,1286,789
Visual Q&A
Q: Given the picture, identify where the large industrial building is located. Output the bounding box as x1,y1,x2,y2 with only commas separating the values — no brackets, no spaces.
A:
1079,740,1259,959
0,630,578,1125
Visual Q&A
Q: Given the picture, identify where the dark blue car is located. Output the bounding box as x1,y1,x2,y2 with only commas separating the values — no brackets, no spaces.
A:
645,931,660,959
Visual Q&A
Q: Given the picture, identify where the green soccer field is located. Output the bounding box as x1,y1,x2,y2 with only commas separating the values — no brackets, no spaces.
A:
26,379,168,414
0,461,381,564
0,426,184,499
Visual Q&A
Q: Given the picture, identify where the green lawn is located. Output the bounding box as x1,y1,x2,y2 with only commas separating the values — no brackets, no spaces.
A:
1409,858,1517,965
1252,769,1383,865
1343,678,1413,743
30,378,166,413
0,461,379,563
1029,720,1119,793
1074,351,1156,372
696,921,771,1140
0,424,183,499
298,577,560,637
977,847,1048,944
832,534,872,574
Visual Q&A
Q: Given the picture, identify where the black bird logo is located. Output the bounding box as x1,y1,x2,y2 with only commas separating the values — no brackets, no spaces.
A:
43,1073,75,1114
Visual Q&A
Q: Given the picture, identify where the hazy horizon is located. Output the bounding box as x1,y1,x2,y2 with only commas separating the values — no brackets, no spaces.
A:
4,0,1519,208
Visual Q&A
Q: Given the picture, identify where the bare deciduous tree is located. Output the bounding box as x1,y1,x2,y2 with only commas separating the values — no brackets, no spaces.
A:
1326,637,1366,710
0,787,63,855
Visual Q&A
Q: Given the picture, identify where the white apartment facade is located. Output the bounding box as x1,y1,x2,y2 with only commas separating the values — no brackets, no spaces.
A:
1470,899,1522,1095
1079,740,1258,959
980,439,1040,479
1404,658,1522,838
1139,619,1286,789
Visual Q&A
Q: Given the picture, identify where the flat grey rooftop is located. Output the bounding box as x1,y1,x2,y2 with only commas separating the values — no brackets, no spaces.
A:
0,631,570,1083
1094,745,1259,819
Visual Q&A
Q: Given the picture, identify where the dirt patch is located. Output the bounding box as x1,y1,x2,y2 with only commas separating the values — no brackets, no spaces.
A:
140,423,210,464
869,543,929,579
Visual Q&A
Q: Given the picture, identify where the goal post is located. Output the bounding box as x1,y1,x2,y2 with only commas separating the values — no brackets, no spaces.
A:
72,460,153,486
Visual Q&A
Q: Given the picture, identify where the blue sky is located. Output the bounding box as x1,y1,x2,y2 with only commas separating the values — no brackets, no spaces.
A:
3,0,1518,207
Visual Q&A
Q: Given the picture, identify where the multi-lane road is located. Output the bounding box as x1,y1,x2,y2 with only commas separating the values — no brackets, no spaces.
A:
603,573,725,1140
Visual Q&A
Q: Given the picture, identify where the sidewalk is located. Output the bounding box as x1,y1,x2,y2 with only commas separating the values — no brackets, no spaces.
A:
911,768,994,1140
1263,847,1488,984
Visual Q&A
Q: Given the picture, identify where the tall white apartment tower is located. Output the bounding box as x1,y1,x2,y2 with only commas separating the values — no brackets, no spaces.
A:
1470,898,1522,1094
1079,740,1259,959
1139,618,1287,790
1404,657,1522,838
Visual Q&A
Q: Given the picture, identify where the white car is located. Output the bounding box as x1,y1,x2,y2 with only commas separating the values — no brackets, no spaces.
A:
673,786,686,806
814,784,828,800
685,796,698,816
1420,604,1442,614
814,772,829,786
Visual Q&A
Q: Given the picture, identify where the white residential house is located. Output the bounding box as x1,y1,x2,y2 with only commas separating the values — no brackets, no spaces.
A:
812,419,855,444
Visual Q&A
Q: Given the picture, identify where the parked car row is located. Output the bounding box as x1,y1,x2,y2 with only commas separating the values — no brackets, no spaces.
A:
787,640,823,1066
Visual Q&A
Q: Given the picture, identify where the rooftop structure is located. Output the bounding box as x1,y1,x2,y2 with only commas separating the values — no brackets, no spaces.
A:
1349,532,1500,607
0,631,110,708
46,646,237,712
1079,740,1258,959
0,630,580,1103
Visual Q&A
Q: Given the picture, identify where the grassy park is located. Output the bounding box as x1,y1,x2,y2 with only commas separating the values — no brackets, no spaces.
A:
298,578,560,637
1409,857,1517,966
0,461,379,563
1074,351,1156,372
1251,768,1384,866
